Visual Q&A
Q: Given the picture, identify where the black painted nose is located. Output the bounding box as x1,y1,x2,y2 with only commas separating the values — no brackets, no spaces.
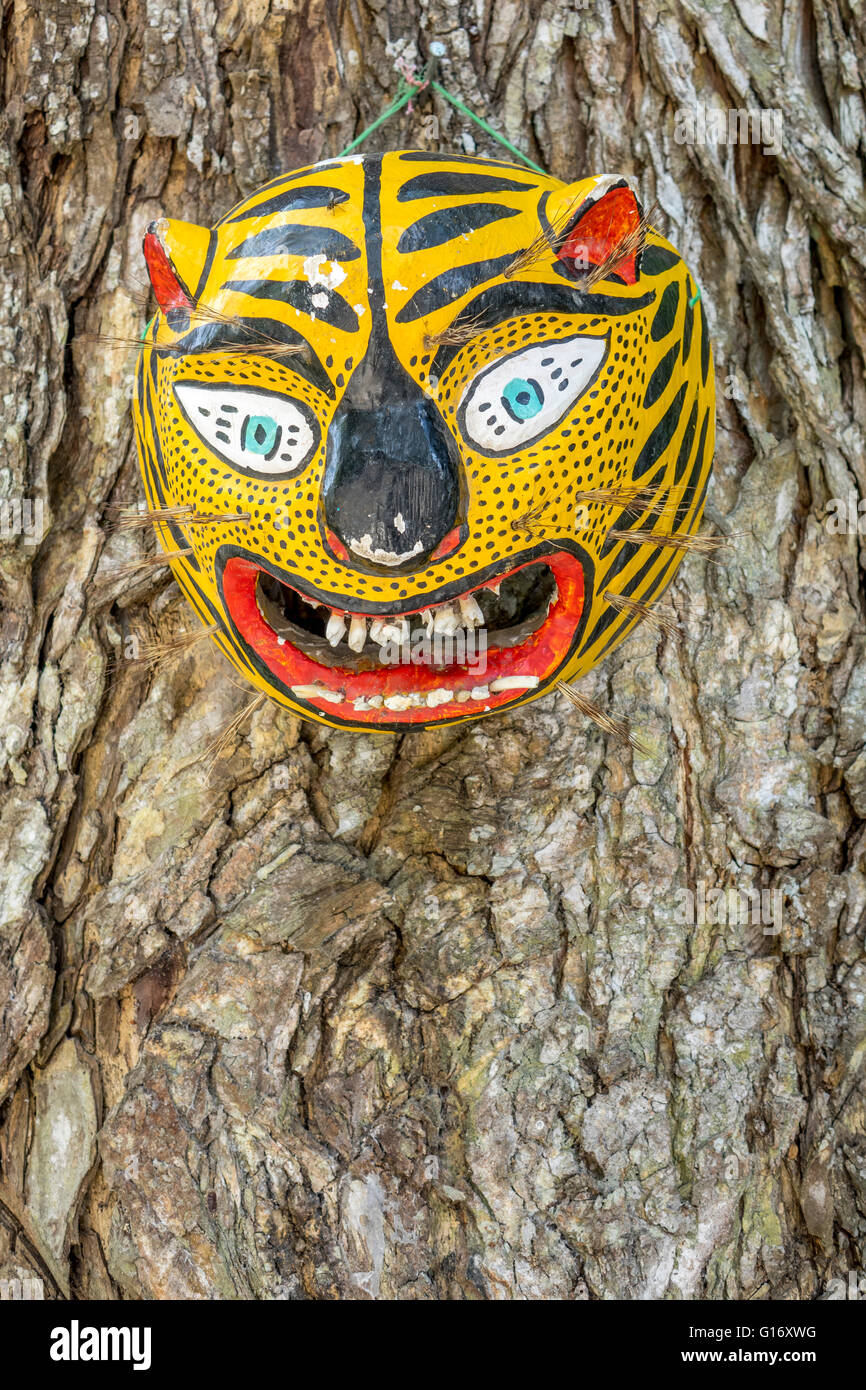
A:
323,399,460,570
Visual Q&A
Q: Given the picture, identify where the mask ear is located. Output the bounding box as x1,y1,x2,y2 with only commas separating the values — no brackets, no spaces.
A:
547,176,643,285
143,217,211,318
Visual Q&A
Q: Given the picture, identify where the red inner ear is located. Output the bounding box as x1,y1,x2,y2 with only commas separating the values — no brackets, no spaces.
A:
557,186,641,285
143,229,194,314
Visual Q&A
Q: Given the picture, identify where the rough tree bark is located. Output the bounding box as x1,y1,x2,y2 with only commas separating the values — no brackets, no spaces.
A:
0,0,864,1301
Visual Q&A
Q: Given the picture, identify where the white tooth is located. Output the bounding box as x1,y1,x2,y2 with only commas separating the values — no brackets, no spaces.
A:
422,609,435,636
369,618,388,643
384,694,413,711
456,691,472,702
433,602,460,635
426,687,453,707
368,694,384,708
489,675,539,691
348,614,367,652
326,612,347,647
459,594,484,628
379,620,407,644
292,684,344,703
353,697,371,710
470,685,490,700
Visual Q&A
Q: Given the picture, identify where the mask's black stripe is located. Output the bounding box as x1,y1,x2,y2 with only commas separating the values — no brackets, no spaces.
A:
620,548,678,601
339,154,418,407
227,224,360,260
641,244,681,275
642,341,679,409
397,171,537,200
394,253,518,323
222,278,359,333
397,202,520,253
632,383,687,479
699,302,710,383
681,279,695,363
673,396,699,484
193,230,218,302
397,151,533,169
431,283,655,376
166,317,334,398
690,468,712,523
219,170,348,222
142,354,202,570
597,535,641,588
673,409,711,527
650,280,681,341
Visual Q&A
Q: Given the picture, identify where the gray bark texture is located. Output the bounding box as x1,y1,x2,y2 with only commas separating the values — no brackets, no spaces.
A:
1,0,865,1301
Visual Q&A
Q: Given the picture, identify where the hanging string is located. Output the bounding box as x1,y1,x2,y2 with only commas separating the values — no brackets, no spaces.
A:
340,81,417,157
339,57,548,175
428,82,547,175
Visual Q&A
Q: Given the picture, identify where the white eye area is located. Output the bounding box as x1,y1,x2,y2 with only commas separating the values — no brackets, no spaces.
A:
174,382,317,476
458,332,609,456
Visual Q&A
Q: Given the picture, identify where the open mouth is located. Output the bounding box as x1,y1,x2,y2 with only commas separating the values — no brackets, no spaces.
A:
220,548,585,727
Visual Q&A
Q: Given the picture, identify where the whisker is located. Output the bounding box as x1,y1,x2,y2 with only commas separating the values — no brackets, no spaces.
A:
78,332,163,353
508,515,570,548
424,308,490,350
603,590,680,638
607,528,728,554
515,485,695,528
108,624,219,673
106,505,251,533
83,302,306,360
197,692,267,782
578,500,702,528
511,497,725,559
184,511,252,528
113,548,194,579
557,680,649,754
105,504,195,532
82,330,304,360
574,485,674,510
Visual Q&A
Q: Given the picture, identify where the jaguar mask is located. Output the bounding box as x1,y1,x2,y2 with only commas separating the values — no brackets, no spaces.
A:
133,151,714,731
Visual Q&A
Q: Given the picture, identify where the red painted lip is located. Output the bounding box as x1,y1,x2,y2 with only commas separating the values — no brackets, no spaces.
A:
221,551,584,727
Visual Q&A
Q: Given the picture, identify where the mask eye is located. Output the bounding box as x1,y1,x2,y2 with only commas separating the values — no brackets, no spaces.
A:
501,377,545,422
174,382,319,477
458,331,609,456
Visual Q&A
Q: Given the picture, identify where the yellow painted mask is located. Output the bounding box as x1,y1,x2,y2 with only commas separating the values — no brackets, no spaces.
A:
133,152,714,731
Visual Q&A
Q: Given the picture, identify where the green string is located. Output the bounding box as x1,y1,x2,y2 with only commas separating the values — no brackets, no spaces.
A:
340,82,415,157
688,288,702,307
429,81,547,175
339,75,547,176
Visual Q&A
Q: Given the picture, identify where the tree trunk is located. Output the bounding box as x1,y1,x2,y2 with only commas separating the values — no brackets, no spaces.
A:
1,0,864,1301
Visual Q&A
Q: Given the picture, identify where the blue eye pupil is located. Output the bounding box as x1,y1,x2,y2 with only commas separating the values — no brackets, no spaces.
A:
501,377,544,422
242,414,280,457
